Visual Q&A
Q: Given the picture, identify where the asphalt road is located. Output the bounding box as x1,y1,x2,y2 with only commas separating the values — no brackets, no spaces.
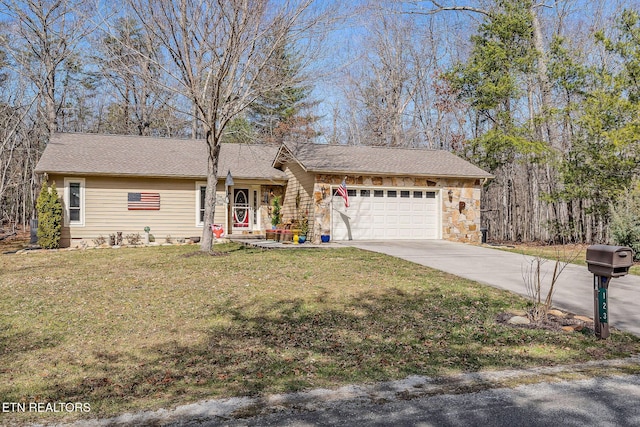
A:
168,374,640,427
341,240,640,337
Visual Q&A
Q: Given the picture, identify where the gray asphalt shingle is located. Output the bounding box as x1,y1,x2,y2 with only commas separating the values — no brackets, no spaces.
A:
35,133,287,180
280,142,492,178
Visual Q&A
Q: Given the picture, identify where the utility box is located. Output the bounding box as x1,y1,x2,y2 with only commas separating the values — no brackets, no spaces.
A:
586,245,634,278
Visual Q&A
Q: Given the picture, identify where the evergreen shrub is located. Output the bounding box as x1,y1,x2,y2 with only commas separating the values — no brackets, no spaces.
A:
36,182,63,249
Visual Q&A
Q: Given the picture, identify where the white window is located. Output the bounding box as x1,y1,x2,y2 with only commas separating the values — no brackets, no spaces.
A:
196,182,207,226
64,178,85,227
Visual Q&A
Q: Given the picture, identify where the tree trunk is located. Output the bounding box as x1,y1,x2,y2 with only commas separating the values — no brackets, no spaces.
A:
200,132,220,251
531,6,560,150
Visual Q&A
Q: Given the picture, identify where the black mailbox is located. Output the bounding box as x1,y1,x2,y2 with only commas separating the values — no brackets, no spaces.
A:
586,245,634,278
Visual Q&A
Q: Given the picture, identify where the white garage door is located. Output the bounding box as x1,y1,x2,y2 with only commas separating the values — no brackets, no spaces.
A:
331,188,440,240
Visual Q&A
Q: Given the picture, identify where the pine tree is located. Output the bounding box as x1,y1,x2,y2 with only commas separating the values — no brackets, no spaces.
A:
444,0,543,170
36,182,63,249
550,9,640,239
247,38,316,144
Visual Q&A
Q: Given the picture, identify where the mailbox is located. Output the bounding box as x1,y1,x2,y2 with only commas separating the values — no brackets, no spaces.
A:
586,245,634,278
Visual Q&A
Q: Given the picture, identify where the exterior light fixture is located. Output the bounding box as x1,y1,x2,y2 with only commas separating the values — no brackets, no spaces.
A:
448,189,453,202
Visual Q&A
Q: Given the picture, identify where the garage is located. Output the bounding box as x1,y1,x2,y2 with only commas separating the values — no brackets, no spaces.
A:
331,187,440,240
272,143,492,244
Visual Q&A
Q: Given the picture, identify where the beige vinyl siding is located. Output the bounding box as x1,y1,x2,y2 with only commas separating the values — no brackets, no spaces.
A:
49,175,226,246
281,162,315,230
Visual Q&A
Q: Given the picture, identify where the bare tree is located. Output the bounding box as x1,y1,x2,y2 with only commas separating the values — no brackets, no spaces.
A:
118,0,331,251
340,4,441,147
0,0,94,137
92,17,175,136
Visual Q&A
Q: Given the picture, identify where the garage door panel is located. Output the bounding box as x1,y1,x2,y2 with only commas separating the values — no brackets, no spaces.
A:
332,187,440,241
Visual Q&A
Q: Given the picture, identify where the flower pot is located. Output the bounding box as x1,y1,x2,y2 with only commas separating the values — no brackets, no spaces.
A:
321,235,330,243
298,235,306,244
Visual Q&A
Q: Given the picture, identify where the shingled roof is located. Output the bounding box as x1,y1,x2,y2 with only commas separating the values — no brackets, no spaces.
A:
36,133,492,181
276,143,493,179
35,133,287,181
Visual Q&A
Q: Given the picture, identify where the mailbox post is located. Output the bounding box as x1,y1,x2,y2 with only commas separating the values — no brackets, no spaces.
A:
586,245,634,339
593,275,610,339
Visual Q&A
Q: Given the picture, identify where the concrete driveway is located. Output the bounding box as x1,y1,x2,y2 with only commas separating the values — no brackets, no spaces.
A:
340,240,640,337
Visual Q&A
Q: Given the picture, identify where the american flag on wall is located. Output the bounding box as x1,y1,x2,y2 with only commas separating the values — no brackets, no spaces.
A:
128,192,160,210
335,178,349,208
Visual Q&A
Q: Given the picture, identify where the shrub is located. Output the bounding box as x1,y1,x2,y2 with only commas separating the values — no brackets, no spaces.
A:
271,196,281,228
36,182,63,249
125,233,142,245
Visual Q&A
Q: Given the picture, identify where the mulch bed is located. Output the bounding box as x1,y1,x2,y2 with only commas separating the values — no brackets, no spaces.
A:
496,310,594,333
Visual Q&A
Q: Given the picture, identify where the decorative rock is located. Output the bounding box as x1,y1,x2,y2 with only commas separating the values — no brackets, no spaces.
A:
548,309,565,317
574,315,593,323
507,315,530,325
509,309,528,317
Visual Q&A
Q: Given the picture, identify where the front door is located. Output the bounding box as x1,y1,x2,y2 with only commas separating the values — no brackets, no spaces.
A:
233,188,251,229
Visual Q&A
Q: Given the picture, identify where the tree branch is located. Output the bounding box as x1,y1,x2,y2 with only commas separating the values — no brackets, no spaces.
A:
404,1,491,17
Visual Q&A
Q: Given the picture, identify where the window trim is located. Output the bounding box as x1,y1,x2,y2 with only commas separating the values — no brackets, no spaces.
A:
64,178,85,227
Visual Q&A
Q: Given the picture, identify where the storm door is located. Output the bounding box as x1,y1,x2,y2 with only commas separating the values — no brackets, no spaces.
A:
233,188,251,229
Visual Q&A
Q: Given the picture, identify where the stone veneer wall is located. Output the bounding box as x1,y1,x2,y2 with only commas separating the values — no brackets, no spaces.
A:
312,174,483,244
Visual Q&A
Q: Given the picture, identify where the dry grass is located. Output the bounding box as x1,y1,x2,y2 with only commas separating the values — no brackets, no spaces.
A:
2,243,640,424
499,243,640,275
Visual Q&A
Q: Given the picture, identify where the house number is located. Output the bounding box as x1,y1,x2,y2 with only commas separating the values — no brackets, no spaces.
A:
598,288,608,323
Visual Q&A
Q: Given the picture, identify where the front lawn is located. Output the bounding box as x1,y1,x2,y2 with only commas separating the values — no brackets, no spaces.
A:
2,243,640,424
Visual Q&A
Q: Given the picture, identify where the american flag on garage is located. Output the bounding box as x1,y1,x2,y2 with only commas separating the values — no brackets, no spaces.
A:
128,192,160,210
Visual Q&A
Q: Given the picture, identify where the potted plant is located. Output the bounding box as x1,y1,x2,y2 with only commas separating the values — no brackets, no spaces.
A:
298,215,309,243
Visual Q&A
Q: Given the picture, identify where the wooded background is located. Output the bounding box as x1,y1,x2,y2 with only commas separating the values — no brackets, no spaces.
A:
1,0,638,245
